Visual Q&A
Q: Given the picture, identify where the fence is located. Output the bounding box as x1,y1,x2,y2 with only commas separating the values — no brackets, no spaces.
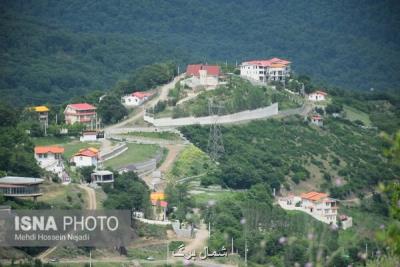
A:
144,103,279,127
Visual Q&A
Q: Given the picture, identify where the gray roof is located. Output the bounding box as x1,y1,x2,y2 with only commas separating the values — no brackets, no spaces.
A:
0,176,44,184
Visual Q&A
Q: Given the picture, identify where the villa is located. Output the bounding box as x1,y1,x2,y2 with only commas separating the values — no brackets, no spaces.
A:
70,147,99,168
240,57,291,83
64,103,97,128
279,191,339,225
34,146,65,178
308,91,327,101
121,91,152,107
184,64,221,88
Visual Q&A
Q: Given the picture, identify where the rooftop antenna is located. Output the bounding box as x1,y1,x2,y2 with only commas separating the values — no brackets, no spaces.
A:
207,99,225,162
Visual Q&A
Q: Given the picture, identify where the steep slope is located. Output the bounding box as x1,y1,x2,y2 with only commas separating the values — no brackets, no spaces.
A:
1,0,400,105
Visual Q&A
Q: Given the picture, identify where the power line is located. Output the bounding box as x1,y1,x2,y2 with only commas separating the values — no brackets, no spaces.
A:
207,99,225,162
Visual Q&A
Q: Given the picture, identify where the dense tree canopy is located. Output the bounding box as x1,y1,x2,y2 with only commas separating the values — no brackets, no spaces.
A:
97,95,127,124
0,102,40,177
1,0,400,106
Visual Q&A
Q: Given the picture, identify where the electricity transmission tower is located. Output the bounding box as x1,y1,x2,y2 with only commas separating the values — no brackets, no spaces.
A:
207,99,225,162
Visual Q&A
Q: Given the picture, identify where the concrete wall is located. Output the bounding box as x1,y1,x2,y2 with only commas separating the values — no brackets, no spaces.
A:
144,103,279,127
100,143,128,161
118,151,163,176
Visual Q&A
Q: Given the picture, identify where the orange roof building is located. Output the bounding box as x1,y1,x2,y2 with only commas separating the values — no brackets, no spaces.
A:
70,147,99,167
35,146,65,155
300,192,328,202
150,192,166,201
240,57,291,83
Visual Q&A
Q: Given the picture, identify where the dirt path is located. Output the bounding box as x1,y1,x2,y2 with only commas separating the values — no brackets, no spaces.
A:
183,223,209,253
79,184,97,210
37,184,97,261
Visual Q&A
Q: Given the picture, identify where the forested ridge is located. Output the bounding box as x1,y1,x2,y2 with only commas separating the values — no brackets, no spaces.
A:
1,0,400,106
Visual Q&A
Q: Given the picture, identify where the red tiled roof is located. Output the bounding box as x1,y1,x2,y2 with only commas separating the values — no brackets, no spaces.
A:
35,146,64,154
301,192,328,201
242,57,291,67
186,64,221,77
68,103,96,110
132,91,152,99
312,115,323,120
151,200,168,207
73,147,99,158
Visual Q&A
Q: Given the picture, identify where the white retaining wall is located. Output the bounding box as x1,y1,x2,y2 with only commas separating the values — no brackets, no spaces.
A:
144,103,279,127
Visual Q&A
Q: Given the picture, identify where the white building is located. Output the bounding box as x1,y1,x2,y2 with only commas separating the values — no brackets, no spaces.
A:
34,146,65,178
279,191,338,225
80,131,97,142
121,91,152,107
310,115,323,127
240,57,291,83
70,147,99,168
308,91,327,101
184,64,221,88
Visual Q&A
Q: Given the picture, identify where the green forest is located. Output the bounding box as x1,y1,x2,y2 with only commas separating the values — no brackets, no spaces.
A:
1,0,400,106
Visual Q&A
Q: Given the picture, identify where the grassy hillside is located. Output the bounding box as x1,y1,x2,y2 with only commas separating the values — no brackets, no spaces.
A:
1,0,400,106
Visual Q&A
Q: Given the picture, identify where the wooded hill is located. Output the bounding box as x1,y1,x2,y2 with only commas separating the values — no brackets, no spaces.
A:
1,0,400,106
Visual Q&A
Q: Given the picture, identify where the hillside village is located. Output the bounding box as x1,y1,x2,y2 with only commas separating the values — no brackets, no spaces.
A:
0,57,399,267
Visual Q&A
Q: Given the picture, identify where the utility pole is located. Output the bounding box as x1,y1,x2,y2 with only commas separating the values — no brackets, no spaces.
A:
208,221,211,238
231,237,234,255
244,240,248,267
89,249,92,267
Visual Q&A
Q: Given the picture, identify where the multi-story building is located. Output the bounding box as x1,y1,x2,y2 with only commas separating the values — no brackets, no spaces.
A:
240,57,291,83
64,103,97,128
279,191,338,225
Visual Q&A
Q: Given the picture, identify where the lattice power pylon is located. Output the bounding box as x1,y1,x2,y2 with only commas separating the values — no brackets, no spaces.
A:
207,99,225,162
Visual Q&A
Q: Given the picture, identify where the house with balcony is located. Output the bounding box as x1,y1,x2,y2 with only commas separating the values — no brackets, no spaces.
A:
34,146,65,178
64,103,97,128
240,57,291,83
0,176,44,200
121,91,153,107
278,191,339,225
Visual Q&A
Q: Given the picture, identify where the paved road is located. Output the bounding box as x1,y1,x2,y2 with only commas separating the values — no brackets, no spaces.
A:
104,74,185,133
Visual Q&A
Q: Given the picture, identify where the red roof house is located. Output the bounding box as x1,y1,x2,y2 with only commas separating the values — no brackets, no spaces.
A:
186,64,221,77
64,103,97,125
